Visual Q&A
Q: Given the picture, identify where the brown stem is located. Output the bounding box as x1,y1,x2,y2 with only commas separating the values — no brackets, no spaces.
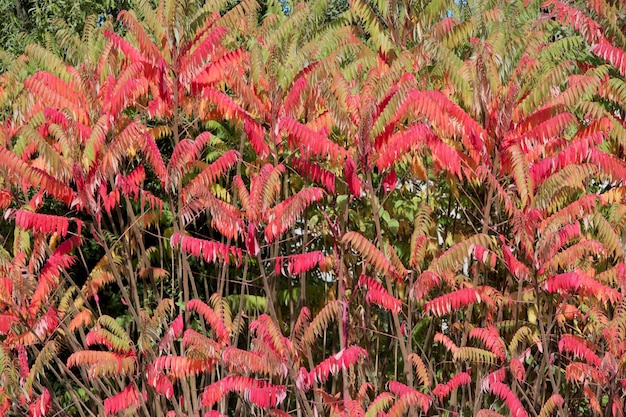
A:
365,169,414,387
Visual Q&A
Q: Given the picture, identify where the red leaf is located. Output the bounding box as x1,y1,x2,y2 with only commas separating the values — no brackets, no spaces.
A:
559,334,602,367
141,190,164,213
510,358,526,382
381,170,397,193
291,157,336,194
296,367,313,391
358,274,402,313
33,307,59,339
223,346,282,376
151,356,216,379
0,190,11,210
243,118,270,158
29,388,50,417
15,210,70,237
483,368,506,390
0,314,18,335
167,138,201,189
286,251,326,275
279,116,347,162
565,362,607,384
204,412,227,417
185,192,244,240
432,372,471,402
529,131,604,185
250,314,292,360
283,76,307,113
141,133,167,184
0,148,75,205
501,244,529,281
103,189,120,215
186,299,230,344
146,365,175,399
472,244,496,268
344,157,363,197
0,388,10,415
376,124,435,171
182,150,239,200
193,48,248,90
104,384,144,416
544,271,582,293
578,273,621,304
410,270,439,300
583,385,602,415
116,166,145,200
543,1,602,44
104,30,150,64
589,148,626,182
103,64,149,120
158,315,184,353
385,388,431,414
487,382,528,417
201,376,286,408
178,25,229,87
425,288,480,316
388,380,418,397
612,394,624,417
265,188,325,243
17,344,29,380
68,310,92,332
172,232,242,266
426,135,463,179
246,222,260,257
469,327,506,361
30,242,77,314
311,346,367,384
476,411,506,417
66,351,135,378
23,71,90,124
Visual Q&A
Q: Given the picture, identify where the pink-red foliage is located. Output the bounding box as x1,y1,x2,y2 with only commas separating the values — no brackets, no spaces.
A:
103,384,144,416
432,372,472,402
425,288,480,316
358,274,402,313
171,232,243,266
487,382,528,417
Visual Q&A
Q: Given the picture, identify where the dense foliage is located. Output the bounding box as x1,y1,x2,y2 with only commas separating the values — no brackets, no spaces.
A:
0,0,133,61
1,0,626,416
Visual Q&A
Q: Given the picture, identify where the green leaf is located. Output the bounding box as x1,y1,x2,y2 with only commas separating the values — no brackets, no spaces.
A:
387,218,399,235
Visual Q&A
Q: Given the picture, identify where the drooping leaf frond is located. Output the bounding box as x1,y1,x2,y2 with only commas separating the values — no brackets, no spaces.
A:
182,150,239,200
186,299,230,344
201,376,287,409
171,232,243,266
67,351,136,378
342,232,396,278
432,372,472,402
151,356,216,379
486,381,528,417
469,327,506,361
103,384,144,416
265,187,325,243
310,346,367,384
284,251,326,276
358,274,402,313
14,210,71,237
